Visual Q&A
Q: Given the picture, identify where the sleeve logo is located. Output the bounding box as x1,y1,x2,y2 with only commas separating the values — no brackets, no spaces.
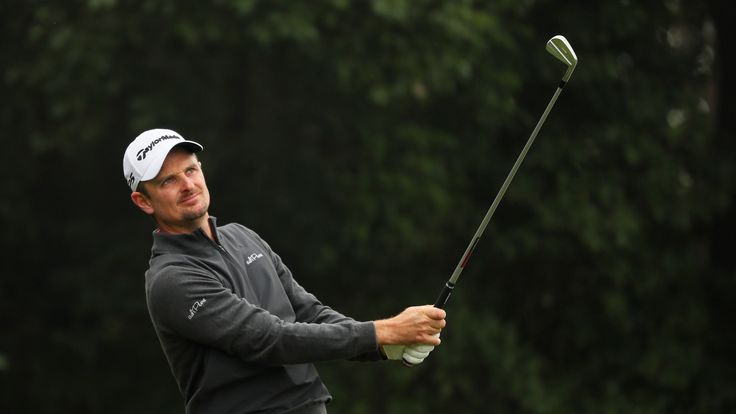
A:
187,298,207,320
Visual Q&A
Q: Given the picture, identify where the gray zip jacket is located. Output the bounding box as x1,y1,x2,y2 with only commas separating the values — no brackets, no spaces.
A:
145,217,381,414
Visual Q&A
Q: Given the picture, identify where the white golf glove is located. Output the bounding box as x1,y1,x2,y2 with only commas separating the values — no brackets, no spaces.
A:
401,343,434,365
381,344,406,360
383,343,432,365
401,333,440,365
383,333,440,364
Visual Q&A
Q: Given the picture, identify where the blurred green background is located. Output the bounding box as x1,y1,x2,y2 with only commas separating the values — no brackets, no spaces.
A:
1,0,734,412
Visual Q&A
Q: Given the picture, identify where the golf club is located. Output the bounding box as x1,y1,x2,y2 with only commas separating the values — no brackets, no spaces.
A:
403,35,578,366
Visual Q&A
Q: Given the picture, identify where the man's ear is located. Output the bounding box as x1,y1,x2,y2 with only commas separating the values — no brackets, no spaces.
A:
131,191,154,215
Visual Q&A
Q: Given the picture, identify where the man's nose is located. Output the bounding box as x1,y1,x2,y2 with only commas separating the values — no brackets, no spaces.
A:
180,174,196,190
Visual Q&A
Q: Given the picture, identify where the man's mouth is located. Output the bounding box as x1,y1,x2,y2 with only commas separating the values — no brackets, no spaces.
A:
179,192,200,205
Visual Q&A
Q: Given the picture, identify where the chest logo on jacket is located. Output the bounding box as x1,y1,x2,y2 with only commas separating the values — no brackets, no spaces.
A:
246,253,264,265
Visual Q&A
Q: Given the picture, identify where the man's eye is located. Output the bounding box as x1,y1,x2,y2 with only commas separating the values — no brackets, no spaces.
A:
162,177,175,186
186,167,197,175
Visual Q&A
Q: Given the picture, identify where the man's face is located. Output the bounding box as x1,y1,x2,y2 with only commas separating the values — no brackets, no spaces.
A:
133,148,210,232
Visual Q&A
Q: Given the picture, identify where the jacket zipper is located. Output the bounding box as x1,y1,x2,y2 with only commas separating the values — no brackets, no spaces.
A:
210,238,257,304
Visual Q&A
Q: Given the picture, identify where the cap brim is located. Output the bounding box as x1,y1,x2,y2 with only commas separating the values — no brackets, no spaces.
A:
139,140,203,182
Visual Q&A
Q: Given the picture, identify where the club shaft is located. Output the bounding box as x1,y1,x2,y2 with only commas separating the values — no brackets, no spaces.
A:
436,83,566,307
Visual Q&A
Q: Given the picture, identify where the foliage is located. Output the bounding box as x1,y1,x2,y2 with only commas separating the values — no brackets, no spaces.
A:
1,0,734,413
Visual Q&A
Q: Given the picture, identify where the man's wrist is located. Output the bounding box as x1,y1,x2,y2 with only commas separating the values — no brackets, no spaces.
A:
373,319,396,345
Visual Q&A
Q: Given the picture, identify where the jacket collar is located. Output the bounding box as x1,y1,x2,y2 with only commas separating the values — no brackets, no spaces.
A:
151,216,219,254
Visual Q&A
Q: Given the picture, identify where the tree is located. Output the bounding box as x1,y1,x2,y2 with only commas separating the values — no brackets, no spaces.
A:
0,0,733,412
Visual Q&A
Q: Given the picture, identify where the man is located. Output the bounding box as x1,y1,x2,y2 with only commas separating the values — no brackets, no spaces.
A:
123,129,446,414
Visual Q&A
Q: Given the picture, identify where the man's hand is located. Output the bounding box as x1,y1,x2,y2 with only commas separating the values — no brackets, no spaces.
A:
381,344,405,360
402,343,435,365
374,305,446,346
382,340,435,365
401,332,440,365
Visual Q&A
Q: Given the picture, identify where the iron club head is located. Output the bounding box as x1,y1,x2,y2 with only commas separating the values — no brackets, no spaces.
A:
546,35,578,82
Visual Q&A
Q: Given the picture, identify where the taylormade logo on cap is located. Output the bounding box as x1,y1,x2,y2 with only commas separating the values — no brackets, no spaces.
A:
136,134,181,161
123,128,203,192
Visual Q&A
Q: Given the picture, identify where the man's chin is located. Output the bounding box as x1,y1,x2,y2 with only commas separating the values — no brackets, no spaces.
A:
182,205,209,222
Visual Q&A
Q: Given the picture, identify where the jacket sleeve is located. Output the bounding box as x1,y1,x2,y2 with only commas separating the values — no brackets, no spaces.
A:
247,229,384,361
246,229,356,324
147,265,378,365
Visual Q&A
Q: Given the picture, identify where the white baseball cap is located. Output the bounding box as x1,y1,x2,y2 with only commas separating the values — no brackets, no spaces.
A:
123,128,203,192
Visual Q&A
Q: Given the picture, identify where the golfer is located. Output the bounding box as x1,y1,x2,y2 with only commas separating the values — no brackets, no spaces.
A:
124,129,446,414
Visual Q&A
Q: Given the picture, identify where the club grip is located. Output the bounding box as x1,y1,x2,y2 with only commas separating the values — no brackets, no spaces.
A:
433,282,455,309
402,281,455,367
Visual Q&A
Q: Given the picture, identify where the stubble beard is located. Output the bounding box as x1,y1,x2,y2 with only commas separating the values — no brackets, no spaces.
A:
181,199,209,222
